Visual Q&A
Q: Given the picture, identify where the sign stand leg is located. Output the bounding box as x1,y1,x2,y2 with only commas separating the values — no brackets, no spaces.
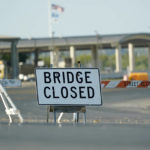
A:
0,84,23,123
47,106,50,123
8,114,13,124
83,112,86,124
74,112,79,123
54,110,57,124
57,112,64,123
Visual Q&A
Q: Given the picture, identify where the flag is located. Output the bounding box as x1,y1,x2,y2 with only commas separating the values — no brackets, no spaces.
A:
51,4,64,13
52,12,59,18
51,12,59,22
51,4,64,22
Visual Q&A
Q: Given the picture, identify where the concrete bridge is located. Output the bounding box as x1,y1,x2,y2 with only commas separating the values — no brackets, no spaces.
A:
1,33,150,78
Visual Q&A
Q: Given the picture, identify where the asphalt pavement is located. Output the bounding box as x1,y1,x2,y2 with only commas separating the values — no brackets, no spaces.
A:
1,82,150,124
0,81,150,150
0,123,150,150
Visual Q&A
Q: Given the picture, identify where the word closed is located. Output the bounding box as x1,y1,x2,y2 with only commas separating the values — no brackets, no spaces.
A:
36,68,102,105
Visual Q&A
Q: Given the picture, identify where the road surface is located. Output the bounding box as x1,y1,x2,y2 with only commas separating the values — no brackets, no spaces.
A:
0,82,150,150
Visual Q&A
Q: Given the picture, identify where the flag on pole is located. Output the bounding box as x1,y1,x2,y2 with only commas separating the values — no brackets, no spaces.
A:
48,1,65,37
51,4,64,13
51,4,64,22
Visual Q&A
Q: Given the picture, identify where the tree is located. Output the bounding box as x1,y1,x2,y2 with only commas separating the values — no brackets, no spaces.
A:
19,53,30,63
76,55,92,67
135,55,148,70
0,53,11,66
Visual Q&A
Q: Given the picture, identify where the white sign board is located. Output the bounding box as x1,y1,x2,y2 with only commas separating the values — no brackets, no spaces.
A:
35,68,102,105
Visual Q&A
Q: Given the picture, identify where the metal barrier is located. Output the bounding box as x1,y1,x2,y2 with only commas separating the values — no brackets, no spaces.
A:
0,79,23,124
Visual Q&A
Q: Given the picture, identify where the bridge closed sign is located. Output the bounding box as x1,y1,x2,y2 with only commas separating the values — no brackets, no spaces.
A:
35,68,102,105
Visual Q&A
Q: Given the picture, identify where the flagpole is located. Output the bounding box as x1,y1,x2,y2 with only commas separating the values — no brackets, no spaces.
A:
48,0,52,37
48,0,54,66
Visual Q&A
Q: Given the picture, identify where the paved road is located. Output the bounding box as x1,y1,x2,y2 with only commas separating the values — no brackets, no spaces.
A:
0,124,150,150
1,82,150,124
0,82,150,150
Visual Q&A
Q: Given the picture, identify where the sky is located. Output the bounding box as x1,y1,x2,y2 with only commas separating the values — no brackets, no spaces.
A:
0,0,150,38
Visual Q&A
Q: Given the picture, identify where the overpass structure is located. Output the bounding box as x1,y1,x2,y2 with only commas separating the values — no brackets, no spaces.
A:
0,36,19,78
0,33,150,78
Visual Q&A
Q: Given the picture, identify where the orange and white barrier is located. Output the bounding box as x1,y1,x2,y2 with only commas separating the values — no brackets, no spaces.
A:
101,80,150,88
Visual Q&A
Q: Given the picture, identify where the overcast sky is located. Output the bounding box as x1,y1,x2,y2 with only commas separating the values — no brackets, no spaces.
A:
0,0,150,38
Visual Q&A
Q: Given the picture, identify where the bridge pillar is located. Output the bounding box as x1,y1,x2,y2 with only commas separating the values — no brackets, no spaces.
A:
70,46,76,67
34,49,39,67
148,46,150,70
128,43,135,72
115,44,122,72
11,40,19,79
91,46,99,67
50,48,59,67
